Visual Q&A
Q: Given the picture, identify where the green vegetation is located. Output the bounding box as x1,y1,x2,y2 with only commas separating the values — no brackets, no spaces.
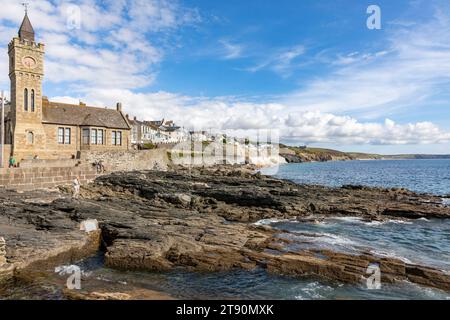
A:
141,143,157,150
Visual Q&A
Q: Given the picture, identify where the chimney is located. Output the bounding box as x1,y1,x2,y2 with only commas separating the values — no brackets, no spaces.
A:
134,116,137,121
116,102,122,112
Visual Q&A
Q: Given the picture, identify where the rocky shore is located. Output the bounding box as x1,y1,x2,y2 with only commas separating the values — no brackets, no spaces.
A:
1,165,449,298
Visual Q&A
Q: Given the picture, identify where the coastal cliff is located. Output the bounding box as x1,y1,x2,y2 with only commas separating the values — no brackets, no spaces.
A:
1,165,449,298
280,146,356,163
279,145,450,163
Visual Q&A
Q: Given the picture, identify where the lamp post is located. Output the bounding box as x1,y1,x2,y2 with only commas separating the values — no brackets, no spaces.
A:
0,90,4,168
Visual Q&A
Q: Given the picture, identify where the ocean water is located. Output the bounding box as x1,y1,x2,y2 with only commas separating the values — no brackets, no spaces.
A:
262,159,450,196
2,215,449,300
271,217,450,271
1,252,449,300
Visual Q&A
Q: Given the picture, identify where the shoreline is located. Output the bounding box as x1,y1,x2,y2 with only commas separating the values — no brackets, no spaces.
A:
1,165,450,299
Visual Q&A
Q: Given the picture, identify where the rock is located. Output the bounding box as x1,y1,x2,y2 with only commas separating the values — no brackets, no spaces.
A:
63,289,131,300
0,237,6,266
63,288,173,300
0,166,449,293
280,154,303,163
80,219,99,233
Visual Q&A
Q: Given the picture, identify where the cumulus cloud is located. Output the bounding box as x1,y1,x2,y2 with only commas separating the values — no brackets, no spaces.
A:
64,89,450,146
0,0,199,90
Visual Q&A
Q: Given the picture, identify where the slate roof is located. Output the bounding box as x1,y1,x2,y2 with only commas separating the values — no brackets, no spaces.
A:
42,100,130,130
19,13,35,42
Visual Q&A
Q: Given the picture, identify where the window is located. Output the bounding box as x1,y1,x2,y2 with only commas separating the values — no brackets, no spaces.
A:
27,131,34,144
91,129,97,145
112,131,122,146
117,131,122,146
65,128,71,144
97,129,103,145
82,129,90,145
58,127,71,144
111,131,116,145
31,89,35,112
24,89,28,111
58,128,64,144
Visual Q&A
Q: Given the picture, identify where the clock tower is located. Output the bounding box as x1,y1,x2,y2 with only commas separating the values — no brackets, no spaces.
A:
8,11,46,159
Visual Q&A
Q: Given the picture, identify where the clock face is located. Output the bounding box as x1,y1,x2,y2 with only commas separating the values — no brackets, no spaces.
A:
22,56,37,69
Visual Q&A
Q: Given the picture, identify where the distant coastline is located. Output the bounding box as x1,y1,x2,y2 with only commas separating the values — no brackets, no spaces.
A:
279,144,450,163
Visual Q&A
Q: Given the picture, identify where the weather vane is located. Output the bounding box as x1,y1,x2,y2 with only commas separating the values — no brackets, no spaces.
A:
22,2,29,14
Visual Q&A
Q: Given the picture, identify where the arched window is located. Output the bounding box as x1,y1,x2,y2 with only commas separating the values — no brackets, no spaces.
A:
27,131,34,144
31,89,35,112
24,89,28,111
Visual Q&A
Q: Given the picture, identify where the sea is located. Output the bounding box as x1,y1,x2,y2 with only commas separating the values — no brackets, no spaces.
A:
1,160,449,300
262,159,450,196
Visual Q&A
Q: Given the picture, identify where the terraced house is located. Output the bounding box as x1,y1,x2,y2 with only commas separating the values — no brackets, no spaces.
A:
3,12,131,162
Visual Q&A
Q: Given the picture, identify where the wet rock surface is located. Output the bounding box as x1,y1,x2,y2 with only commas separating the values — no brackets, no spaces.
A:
1,165,449,294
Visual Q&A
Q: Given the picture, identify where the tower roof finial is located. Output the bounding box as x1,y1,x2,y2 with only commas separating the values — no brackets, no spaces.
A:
22,2,29,14
18,4,35,42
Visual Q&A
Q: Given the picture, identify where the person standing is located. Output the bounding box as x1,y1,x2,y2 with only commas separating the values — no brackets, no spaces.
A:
8,156,16,168
73,176,81,199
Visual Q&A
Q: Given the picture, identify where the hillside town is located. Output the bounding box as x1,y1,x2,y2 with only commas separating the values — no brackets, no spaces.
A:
0,11,284,172
0,11,214,167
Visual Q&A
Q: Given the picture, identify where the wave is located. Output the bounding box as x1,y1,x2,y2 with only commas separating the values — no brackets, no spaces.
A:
287,231,359,249
254,218,284,226
331,217,364,223
294,281,334,300
370,250,412,264
387,219,413,225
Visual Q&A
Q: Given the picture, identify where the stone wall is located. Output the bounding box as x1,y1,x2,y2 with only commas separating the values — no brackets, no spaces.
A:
19,158,79,168
0,149,171,190
1,145,12,168
81,149,169,172
0,164,99,191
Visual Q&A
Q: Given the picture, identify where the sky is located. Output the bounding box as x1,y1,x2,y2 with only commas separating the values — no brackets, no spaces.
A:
0,0,450,154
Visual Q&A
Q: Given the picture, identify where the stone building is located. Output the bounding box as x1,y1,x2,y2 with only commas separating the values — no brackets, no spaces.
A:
4,12,131,162
127,116,187,146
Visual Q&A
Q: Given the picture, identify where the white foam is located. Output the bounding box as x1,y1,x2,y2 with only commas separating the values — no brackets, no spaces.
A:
295,282,334,300
254,218,283,226
332,217,364,223
318,233,358,246
364,221,384,226
387,219,413,225
291,231,358,248
370,250,412,264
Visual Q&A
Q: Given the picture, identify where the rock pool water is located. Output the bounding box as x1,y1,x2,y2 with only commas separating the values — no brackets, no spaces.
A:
2,216,449,300
1,254,448,300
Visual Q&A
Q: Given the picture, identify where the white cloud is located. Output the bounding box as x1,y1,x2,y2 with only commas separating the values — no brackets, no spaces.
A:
0,0,199,91
219,39,243,60
281,6,450,118
246,45,306,76
62,88,450,146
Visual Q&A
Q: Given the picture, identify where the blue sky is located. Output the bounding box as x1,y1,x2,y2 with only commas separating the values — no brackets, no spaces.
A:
1,0,450,154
